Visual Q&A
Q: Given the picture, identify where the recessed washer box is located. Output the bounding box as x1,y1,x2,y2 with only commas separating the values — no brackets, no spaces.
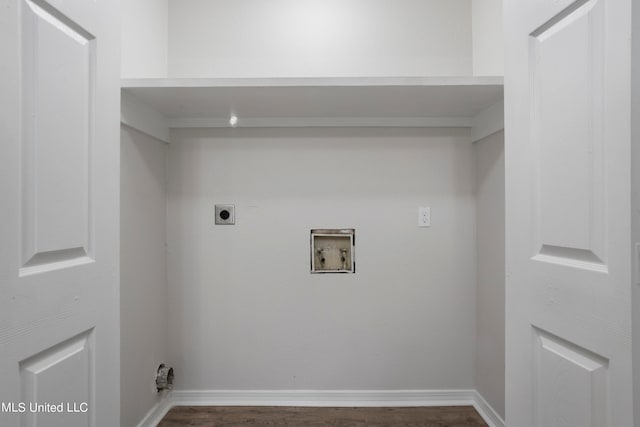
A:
310,229,355,274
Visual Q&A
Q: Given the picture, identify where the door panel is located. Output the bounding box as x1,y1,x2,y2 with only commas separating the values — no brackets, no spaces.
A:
19,330,93,427
21,0,95,275
505,0,633,425
534,328,609,427
0,0,120,426
530,0,606,270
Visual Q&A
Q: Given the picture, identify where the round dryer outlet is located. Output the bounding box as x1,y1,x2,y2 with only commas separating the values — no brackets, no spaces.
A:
215,204,235,225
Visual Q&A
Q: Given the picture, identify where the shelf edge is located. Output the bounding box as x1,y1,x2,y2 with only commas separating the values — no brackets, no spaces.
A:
167,116,474,129
121,76,504,89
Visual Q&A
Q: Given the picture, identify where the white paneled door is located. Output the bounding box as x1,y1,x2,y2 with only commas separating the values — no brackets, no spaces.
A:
505,0,633,426
0,1,120,426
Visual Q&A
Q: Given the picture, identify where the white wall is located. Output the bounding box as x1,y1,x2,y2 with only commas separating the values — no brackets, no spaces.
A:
471,0,504,76
167,0,472,78
167,127,477,390
121,0,168,78
474,131,505,419
632,3,640,424
120,127,169,427
120,0,507,78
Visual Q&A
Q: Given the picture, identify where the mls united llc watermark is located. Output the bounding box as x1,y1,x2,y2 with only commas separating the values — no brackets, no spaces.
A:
1,402,88,413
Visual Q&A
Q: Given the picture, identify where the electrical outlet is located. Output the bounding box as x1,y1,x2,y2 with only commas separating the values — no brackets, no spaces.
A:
418,206,431,227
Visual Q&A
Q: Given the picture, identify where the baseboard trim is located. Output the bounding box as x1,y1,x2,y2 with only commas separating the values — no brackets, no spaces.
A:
136,393,173,427
171,389,477,407
471,390,505,427
139,389,503,427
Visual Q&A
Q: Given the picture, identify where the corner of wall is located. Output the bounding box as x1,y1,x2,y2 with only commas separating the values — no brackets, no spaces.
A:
120,125,170,427
473,131,505,421
471,101,504,143
121,91,170,144
135,392,173,427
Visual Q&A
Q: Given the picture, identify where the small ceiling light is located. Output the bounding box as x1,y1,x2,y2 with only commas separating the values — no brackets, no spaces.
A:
229,114,238,128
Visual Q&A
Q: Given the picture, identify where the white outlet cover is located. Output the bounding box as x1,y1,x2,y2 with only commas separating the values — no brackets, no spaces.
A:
418,206,431,227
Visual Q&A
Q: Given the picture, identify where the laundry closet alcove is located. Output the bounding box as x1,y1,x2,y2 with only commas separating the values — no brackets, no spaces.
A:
119,2,506,427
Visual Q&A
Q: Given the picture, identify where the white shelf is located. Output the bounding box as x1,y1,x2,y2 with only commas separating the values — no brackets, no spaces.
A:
120,76,504,142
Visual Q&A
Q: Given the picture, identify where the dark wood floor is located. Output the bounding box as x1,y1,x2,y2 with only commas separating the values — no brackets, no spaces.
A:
158,406,489,426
